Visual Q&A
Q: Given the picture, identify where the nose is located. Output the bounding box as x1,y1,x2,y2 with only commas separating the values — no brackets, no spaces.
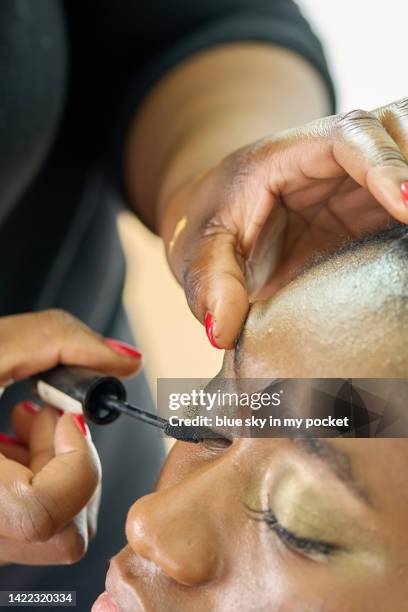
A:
126,475,222,586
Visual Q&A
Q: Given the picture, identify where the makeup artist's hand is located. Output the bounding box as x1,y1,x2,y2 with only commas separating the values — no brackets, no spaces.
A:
160,97,408,349
0,309,142,386
0,402,101,565
0,309,142,565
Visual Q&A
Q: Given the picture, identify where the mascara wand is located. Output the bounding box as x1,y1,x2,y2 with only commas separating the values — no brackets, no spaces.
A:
32,365,219,444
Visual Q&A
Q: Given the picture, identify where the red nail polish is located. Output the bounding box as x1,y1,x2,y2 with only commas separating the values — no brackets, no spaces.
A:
56,408,64,417
205,312,221,349
22,400,41,415
74,414,87,436
402,182,408,206
0,433,20,445
105,338,142,360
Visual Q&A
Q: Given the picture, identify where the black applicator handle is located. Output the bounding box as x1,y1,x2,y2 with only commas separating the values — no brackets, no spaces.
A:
32,365,126,424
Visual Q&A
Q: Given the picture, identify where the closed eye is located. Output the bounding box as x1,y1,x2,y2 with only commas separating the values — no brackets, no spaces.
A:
244,504,340,561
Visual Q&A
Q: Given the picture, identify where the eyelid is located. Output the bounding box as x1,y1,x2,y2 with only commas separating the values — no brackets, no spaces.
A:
244,503,340,561
265,510,340,559
268,459,369,542
201,436,233,451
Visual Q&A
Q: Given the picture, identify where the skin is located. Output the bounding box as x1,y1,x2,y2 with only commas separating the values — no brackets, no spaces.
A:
94,237,408,612
99,439,408,612
126,43,408,349
3,41,406,570
158,98,408,349
0,310,141,565
0,44,328,565
224,240,408,378
0,46,331,567
3,37,407,591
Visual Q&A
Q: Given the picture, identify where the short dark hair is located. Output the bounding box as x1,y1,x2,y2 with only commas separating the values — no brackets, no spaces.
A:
334,222,408,257
296,222,408,280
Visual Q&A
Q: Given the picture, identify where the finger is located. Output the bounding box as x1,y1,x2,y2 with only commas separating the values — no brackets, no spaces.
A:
11,401,41,446
0,520,89,565
0,413,101,542
169,167,279,349
331,109,408,223
31,407,101,539
373,98,408,207
28,405,59,474
0,309,142,383
0,442,29,465
373,98,408,160
28,413,101,538
183,232,249,349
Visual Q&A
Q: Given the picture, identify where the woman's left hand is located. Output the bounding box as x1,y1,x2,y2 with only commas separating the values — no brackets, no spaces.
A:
160,98,408,349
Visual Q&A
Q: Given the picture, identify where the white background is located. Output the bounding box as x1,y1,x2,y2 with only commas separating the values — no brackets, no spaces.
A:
298,0,405,111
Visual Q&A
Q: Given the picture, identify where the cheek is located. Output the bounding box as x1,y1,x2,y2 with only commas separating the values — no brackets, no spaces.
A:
250,541,404,612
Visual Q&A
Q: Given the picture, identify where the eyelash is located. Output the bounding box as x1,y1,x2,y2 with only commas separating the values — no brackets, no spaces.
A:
246,506,339,559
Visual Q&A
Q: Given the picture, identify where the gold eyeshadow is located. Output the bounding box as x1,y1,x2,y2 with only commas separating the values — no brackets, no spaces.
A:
266,462,375,549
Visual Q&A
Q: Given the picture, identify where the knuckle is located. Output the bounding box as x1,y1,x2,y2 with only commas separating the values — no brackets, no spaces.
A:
390,97,408,119
39,309,81,344
370,146,406,167
182,221,231,314
201,215,232,239
379,98,408,148
183,264,208,313
336,109,379,135
43,308,75,330
335,107,408,167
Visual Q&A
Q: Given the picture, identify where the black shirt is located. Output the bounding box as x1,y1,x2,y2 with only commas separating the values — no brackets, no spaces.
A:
0,0,335,318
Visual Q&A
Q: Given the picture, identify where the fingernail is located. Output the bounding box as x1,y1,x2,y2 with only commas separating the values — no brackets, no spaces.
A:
22,400,41,415
56,408,64,417
401,181,408,206
205,312,221,349
0,433,20,445
73,414,88,436
105,338,142,360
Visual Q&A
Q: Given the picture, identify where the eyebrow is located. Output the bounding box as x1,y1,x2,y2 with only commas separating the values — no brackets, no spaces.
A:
292,438,371,506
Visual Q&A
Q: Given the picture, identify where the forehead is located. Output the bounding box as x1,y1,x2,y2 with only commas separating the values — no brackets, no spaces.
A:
240,245,407,377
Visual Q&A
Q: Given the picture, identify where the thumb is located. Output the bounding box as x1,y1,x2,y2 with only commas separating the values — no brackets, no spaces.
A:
0,411,100,542
184,233,249,349
26,413,101,539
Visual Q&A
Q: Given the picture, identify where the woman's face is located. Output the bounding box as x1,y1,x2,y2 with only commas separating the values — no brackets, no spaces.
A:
97,437,408,612
93,239,408,612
